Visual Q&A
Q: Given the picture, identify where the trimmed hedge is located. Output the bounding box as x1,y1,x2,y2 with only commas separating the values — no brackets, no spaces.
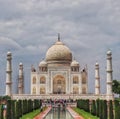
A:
96,99,99,117
91,100,96,116
102,100,107,119
4,99,42,119
114,100,120,119
77,99,114,119
109,100,114,119
0,105,4,119
6,100,11,119
77,99,90,112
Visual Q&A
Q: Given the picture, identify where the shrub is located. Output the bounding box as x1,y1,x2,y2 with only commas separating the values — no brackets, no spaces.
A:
15,101,19,119
11,100,15,119
109,100,113,119
91,100,96,116
96,99,99,117
114,100,120,119
6,100,11,119
102,100,107,119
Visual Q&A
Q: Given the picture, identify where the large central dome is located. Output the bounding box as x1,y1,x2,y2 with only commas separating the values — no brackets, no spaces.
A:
46,39,72,63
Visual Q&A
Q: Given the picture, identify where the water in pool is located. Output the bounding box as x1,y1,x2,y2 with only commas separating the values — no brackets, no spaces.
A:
44,106,73,119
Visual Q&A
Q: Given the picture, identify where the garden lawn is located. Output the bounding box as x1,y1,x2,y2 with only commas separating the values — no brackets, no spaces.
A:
115,98,120,101
20,109,40,119
73,107,99,119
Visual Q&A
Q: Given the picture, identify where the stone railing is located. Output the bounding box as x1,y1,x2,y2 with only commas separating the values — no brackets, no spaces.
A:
12,94,114,101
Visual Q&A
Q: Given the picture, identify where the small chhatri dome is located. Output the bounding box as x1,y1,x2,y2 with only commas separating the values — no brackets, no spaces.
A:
71,59,79,67
19,62,23,66
107,50,112,55
95,62,99,66
46,35,72,63
39,60,47,67
7,51,12,56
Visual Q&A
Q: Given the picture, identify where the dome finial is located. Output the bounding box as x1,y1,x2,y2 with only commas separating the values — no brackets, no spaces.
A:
58,33,60,41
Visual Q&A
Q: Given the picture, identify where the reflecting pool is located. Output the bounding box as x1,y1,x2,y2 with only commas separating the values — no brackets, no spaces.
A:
44,106,73,119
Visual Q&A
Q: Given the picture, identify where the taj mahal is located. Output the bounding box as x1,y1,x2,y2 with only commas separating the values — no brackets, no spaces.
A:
5,35,114,100
31,35,87,95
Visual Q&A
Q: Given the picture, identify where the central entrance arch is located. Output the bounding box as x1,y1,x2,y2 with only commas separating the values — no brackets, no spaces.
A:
53,75,66,94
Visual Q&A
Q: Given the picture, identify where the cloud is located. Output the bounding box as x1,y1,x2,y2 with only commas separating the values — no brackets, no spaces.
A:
0,37,22,52
0,0,120,94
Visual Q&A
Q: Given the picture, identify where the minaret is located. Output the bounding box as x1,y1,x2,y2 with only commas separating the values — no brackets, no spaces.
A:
95,62,100,95
106,50,113,99
6,52,12,96
18,62,24,94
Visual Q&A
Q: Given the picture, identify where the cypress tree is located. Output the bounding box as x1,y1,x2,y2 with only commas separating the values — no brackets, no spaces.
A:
6,100,11,119
28,99,33,112
0,104,1,119
109,100,114,119
114,100,120,119
87,99,90,112
31,100,33,111
40,99,42,108
96,99,100,117
99,100,103,119
76,99,79,108
77,99,80,109
34,99,40,110
15,101,19,119
32,100,34,111
84,99,90,112
102,100,107,119
81,99,84,110
1,104,4,119
91,100,96,116
22,100,25,114
22,100,26,114
11,100,15,119
28,99,31,112
78,99,81,109
18,100,22,117
34,99,36,110
25,99,28,113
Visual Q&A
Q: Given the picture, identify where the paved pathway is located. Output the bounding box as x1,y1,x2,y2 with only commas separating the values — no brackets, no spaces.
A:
34,106,51,119
67,106,84,119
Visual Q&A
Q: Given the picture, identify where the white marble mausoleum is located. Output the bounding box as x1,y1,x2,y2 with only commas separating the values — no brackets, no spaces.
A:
31,36,88,95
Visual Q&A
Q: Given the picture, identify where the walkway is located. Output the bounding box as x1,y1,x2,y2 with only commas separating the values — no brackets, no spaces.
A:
67,106,84,119
34,106,51,119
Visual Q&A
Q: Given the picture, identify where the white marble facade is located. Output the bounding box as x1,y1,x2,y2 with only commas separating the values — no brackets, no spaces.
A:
31,39,88,95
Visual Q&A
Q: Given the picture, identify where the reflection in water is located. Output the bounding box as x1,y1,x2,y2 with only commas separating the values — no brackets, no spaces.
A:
44,106,73,119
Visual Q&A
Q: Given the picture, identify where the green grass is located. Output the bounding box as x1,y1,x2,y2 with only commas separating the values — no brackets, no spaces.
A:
115,98,120,101
73,107,99,119
20,107,47,119
20,109,40,119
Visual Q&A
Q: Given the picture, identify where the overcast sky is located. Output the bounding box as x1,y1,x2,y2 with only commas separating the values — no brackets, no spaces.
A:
0,0,120,95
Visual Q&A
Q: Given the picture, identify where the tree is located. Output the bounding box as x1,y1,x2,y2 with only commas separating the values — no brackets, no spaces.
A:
109,100,114,119
15,101,19,119
114,100,120,119
112,80,120,97
11,100,15,119
6,100,12,119
102,100,107,119
96,99,99,117
91,100,96,116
